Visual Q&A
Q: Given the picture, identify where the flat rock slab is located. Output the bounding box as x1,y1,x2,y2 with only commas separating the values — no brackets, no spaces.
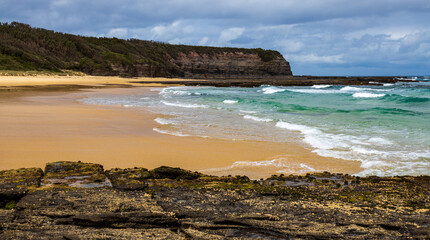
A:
0,168,43,189
105,167,151,190
1,162,429,239
1,188,182,239
0,168,43,207
154,187,430,239
0,228,183,240
42,161,112,188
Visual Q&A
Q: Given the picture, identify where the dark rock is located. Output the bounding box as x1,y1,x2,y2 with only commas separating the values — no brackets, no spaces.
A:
105,167,151,190
0,168,43,208
2,188,182,239
42,161,112,188
65,212,179,229
150,166,202,180
1,163,429,239
0,168,44,189
132,75,414,88
149,174,430,239
0,227,183,240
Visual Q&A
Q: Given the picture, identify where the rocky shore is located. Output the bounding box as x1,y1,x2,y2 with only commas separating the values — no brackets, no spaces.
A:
132,75,416,88
0,161,429,239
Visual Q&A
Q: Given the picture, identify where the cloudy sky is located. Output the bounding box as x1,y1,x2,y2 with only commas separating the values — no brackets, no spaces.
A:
1,0,429,76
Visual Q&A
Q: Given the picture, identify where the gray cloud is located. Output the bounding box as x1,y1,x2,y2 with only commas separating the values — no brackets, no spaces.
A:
1,0,429,75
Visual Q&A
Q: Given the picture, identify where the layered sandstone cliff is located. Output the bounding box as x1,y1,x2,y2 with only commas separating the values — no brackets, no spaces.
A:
167,51,292,79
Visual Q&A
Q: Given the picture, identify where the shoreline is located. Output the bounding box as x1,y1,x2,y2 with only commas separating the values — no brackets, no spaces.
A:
0,77,363,178
1,74,417,89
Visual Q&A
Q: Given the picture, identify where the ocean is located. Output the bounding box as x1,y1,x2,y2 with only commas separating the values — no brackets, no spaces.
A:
81,79,430,177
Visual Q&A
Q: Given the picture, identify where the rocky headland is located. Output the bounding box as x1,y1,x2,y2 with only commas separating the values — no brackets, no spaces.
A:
1,161,429,239
0,22,291,79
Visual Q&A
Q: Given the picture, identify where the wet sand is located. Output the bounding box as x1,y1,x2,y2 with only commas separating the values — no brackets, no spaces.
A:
0,76,363,178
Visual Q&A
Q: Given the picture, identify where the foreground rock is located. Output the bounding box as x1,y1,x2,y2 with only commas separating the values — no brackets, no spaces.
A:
42,161,111,188
2,189,180,239
0,168,43,208
105,167,151,190
0,161,429,239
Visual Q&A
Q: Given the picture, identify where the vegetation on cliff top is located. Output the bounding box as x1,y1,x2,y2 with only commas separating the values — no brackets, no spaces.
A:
0,22,282,77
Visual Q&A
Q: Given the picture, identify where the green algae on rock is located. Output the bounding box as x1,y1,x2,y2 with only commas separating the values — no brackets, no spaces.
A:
106,167,151,190
0,168,43,208
150,166,202,180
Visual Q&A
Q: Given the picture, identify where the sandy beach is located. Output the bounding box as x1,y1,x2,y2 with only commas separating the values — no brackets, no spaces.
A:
0,76,362,178
0,75,197,87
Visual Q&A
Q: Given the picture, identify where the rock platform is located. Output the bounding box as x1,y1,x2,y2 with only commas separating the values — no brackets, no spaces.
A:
0,161,429,239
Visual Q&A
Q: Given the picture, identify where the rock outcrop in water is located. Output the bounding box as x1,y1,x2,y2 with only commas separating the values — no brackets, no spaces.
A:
1,161,429,239
0,22,292,78
133,75,414,87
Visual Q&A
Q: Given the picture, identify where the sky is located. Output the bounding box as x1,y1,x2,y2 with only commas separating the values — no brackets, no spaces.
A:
1,0,429,76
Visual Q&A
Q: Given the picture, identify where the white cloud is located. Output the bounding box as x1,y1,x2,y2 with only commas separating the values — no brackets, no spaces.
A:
198,37,209,45
106,28,128,38
150,20,195,41
219,27,245,43
291,54,346,64
277,40,304,53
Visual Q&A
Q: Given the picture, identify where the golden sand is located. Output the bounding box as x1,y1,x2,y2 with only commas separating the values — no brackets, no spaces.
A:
0,75,194,87
0,76,363,178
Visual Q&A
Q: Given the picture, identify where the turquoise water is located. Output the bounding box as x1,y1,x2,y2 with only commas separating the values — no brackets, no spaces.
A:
81,80,430,176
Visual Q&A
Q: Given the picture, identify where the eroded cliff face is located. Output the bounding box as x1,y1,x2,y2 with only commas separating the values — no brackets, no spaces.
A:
168,51,292,79
103,51,292,78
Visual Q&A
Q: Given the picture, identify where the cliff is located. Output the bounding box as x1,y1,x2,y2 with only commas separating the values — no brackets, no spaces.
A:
0,22,292,78
1,161,429,239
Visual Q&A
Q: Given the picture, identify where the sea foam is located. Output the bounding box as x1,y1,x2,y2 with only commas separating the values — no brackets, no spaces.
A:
340,86,365,91
275,121,320,135
352,92,386,98
152,128,190,137
223,100,238,104
261,86,286,94
161,101,209,108
311,85,331,89
159,87,191,96
341,86,390,92
154,118,176,125
202,158,322,177
243,115,273,122
286,89,339,94
239,110,257,114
